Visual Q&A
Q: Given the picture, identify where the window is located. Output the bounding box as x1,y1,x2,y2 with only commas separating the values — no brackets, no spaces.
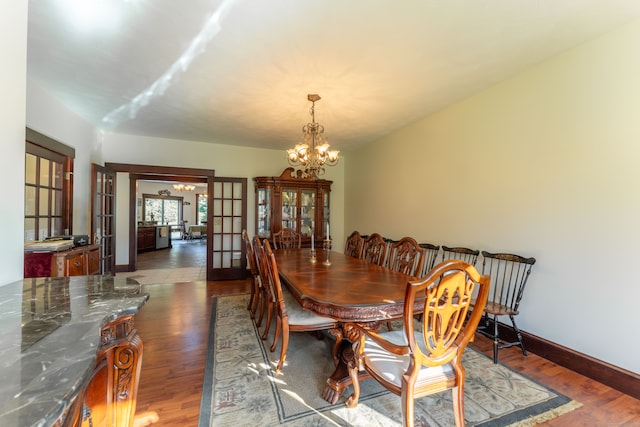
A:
143,194,182,224
24,139,73,241
197,193,208,225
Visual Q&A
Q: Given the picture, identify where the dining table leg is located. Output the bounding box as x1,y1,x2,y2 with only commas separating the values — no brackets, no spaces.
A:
321,323,375,405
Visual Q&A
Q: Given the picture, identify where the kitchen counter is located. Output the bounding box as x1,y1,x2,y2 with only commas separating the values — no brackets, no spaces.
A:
0,276,149,426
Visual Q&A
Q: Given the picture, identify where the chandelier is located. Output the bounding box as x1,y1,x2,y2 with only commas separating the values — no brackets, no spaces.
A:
173,184,195,192
287,94,339,179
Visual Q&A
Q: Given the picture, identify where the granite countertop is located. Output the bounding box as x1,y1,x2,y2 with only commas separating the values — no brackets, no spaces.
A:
0,276,149,427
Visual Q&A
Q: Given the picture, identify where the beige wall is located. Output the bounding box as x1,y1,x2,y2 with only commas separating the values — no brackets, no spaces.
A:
101,133,345,265
0,3,28,284
346,19,640,373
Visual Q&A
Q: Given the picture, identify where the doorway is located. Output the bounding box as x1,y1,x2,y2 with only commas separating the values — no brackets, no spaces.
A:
105,163,248,280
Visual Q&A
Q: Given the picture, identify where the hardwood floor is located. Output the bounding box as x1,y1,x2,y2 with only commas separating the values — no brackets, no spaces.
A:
131,245,639,426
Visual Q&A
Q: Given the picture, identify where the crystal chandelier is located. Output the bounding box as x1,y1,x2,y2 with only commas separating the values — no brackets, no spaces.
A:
173,184,195,192
287,94,339,179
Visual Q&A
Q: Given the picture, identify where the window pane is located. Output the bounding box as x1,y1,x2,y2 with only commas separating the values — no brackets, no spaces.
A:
164,199,179,224
53,217,63,236
25,186,36,215
40,158,50,186
24,218,36,241
38,220,49,240
52,161,63,189
25,154,37,185
39,188,49,215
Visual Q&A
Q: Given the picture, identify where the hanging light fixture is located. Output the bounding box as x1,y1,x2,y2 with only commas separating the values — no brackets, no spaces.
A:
173,184,196,192
287,94,339,179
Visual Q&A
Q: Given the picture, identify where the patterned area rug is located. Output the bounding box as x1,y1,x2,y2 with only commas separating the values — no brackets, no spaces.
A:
200,295,581,426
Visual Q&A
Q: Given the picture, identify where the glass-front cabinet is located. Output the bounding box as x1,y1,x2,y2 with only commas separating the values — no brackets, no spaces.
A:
254,168,332,247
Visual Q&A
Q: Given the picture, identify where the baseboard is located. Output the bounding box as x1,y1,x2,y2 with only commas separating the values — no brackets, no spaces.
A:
115,264,133,273
493,322,640,400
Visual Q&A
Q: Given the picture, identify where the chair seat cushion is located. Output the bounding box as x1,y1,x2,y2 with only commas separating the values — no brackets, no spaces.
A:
363,330,454,389
282,287,336,327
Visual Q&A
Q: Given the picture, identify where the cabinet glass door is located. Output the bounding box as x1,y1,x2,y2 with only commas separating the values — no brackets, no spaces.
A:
282,189,297,231
257,188,271,237
300,189,315,237
323,190,330,239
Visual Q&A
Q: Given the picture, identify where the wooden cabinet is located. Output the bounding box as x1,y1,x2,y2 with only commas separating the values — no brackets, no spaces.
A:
51,245,101,277
137,227,156,252
254,168,332,246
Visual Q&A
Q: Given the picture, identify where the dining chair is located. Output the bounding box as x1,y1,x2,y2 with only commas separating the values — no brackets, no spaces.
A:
345,260,490,427
388,237,425,277
272,227,302,249
478,250,536,363
418,242,440,277
344,230,364,258
261,239,339,372
441,245,480,265
242,230,262,319
253,235,276,339
361,233,388,266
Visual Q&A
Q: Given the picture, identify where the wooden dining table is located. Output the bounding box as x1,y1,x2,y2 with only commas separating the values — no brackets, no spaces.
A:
273,248,421,404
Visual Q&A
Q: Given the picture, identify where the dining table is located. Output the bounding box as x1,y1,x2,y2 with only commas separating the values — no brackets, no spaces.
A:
272,247,421,404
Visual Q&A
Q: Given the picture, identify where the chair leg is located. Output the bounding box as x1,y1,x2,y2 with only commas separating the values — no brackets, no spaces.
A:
510,314,527,357
493,314,499,364
261,302,273,340
247,279,256,314
270,315,281,352
400,379,415,427
451,385,465,427
275,322,290,372
255,292,266,327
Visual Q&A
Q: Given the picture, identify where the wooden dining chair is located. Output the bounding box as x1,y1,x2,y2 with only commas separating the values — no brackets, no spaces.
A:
272,227,302,249
478,250,536,363
345,260,490,427
344,230,364,258
260,239,339,372
242,230,262,319
441,245,480,265
418,242,440,277
361,233,388,266
253,235,276,339
388,237,425,278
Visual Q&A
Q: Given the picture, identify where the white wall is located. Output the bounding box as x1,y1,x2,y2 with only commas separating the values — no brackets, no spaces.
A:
346,19,640,373
26,82,101,236
102,133,345,265
0,3,28,285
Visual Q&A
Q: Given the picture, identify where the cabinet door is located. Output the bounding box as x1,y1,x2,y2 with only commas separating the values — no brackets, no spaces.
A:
256,187,271,238
281,189,298,232
87,247,100,275
81,359,110,427
300,189,315,237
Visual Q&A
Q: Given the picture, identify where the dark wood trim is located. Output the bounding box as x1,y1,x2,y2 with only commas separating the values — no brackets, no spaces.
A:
26,127,76,158
494,321,640,400
105,163,214,177
106,164,216,272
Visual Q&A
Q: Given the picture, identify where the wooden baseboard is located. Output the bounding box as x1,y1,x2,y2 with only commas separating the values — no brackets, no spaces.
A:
493,322,640,400
115,264,133,273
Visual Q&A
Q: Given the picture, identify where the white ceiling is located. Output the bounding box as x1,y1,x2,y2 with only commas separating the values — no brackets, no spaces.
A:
27,0,640,153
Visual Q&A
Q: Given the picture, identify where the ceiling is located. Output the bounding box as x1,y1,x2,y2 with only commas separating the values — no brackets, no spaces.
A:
27,0,640,153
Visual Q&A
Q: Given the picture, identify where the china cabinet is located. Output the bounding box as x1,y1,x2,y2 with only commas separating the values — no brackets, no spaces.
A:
254,168,332,246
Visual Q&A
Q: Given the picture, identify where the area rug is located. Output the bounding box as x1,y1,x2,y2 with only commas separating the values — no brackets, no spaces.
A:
199,294,581,426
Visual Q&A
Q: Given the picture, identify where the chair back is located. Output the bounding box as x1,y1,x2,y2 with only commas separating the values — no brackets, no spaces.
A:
344,230,364,258
263,239,288,321
481,251,536,315
388,237,425,278
418,242,440,277
405,260,490,367
242,230,258,277
361,233,388,266
272,227,302,249
253,236,275,304
441,245,480,265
